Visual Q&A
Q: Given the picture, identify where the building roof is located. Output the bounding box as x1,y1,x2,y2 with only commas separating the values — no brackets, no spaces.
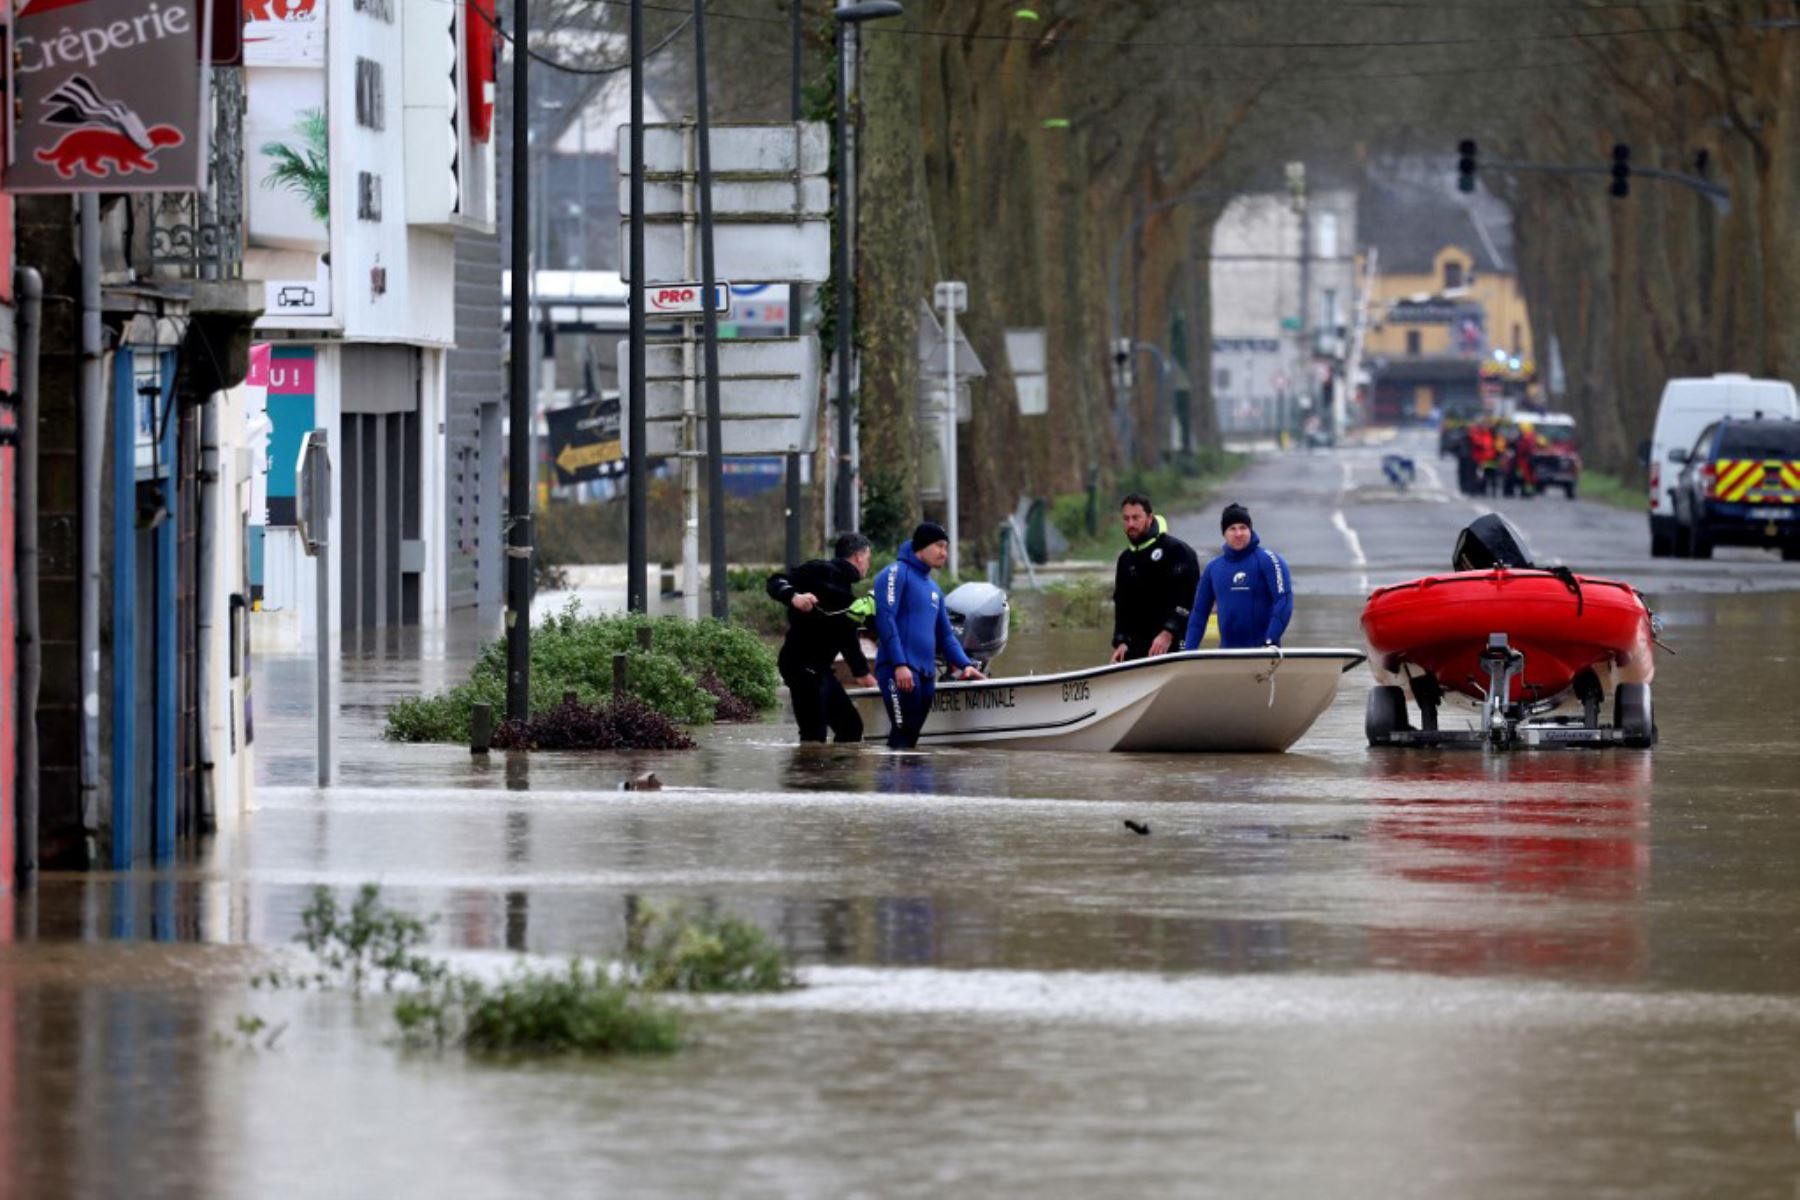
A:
1358,157,1514,276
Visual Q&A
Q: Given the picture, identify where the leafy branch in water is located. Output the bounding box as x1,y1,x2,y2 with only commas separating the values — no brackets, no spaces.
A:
239,885,795,1058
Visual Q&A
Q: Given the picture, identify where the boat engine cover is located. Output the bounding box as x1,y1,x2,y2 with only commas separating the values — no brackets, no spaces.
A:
1452,513,1538,571
944,582,1010,666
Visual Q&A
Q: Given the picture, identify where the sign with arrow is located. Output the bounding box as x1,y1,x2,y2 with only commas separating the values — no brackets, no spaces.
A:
545,395,622,485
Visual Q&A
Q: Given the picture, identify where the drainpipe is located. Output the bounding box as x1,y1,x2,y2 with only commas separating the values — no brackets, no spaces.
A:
79,194,104,858
196,394,218,832
16,267,43,884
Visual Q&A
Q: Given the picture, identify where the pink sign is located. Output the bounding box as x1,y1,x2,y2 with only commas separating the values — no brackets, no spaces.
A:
246,342,271,389
268,351,315,395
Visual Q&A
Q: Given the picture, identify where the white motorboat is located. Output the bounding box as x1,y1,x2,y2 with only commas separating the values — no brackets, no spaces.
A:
847,648,1367,752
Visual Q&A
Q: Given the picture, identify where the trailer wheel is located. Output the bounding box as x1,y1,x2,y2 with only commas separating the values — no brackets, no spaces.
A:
1366,685,1411,744
1615,683,1655,748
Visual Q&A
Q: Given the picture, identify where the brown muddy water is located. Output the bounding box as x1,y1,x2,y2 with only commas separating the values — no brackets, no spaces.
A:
5,593,1800,1199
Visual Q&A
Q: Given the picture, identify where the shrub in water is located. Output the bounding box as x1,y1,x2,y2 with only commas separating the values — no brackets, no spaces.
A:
490,697,696,752
382,600,778,742
628,907,798,993
458,962,683,1056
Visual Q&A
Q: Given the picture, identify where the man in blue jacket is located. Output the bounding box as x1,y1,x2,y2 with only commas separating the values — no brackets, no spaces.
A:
872,522,986,749
1183,503,1294,650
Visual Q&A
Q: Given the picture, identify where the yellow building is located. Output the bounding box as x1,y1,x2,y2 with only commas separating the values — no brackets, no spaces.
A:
1365,245,1534,362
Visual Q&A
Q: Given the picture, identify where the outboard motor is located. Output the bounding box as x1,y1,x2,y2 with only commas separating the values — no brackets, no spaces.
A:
1453,513,1537,571
942,582,1010,674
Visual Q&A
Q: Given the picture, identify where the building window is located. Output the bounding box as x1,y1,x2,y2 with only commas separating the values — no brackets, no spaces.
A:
1316,213,1338,260
355,58,385,130
1215,367,1232,391
1322,288,1339,332
358,172,382,221
1406,330,1422,356
1512,323,1523,354
1443,261,1464,289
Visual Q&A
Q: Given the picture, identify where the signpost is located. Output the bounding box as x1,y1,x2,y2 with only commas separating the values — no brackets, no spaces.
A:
934,281,967,577
617,120,828,613
295,430,330,785
5,0,211,192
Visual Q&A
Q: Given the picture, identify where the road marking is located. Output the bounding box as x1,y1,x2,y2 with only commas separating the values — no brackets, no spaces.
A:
1420,459,1443,492
1340,459,1354,494
1331,509,1370,593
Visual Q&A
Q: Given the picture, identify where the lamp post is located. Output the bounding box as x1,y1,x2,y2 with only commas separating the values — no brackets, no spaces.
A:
830,1,903,538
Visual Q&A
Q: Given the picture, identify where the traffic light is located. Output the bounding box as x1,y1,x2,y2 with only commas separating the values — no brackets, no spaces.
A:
1456,140,1477,193
1610,143,1630,198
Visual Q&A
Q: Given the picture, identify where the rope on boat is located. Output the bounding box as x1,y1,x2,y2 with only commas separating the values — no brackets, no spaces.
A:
1254,644,1284,707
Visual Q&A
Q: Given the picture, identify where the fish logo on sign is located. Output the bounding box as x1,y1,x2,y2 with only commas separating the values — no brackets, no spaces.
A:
31,76,185,180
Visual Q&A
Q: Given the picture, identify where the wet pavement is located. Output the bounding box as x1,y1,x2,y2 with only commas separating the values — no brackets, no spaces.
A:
7,436,1800,1198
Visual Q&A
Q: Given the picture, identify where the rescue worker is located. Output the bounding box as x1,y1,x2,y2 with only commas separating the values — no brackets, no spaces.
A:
1467,420,1497,496
766,532,878,743
1182,502,1294,651
872,522,986,749
1109,492,1200,662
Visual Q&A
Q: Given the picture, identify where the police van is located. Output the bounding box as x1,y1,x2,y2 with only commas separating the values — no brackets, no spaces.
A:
1645,374,1798,557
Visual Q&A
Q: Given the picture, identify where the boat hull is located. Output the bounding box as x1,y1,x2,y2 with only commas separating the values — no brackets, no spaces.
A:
847,649,1366,752
1361,570,1654,705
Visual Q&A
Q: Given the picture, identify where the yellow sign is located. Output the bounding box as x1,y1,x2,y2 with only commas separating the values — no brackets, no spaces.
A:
556,440,622,475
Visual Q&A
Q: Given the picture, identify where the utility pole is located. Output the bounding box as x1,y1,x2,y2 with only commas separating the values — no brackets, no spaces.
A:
935,281,966,577
830,16,855,536
785,0,804,566
694,0,729,620
1287,161,1310,445
626,0,648,611
505,0,533,721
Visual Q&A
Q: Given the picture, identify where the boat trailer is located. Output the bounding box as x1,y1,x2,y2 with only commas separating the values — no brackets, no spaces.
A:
1366,633,1656,750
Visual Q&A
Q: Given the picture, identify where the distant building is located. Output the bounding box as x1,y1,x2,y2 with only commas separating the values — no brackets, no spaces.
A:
1359,160,1536,423
1210,182,1360,439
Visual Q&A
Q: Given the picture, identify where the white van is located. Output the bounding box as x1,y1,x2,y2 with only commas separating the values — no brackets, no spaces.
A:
1646,374,1799,556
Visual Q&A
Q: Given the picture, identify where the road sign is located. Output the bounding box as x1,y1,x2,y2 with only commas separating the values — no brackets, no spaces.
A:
545,396,622,485
645,283,733,318
622,221,830,286
6,0,209,192
616,335,821,457
620,121,830,179
617,122,831,284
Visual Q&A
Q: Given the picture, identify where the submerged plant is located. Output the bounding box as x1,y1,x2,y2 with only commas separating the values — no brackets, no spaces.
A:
628,906,798,994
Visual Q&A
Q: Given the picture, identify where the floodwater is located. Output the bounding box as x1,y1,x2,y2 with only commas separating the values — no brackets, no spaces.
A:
7,592,1800,1198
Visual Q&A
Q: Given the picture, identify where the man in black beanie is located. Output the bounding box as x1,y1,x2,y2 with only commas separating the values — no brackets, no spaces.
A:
869,522,986,748
1182,501,1294,650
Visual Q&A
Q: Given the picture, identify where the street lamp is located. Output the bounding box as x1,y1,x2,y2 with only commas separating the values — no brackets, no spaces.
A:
831,0,903,537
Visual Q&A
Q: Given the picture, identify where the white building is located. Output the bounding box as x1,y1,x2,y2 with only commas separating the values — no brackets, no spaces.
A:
1210,182,1359,438
243,0,498,647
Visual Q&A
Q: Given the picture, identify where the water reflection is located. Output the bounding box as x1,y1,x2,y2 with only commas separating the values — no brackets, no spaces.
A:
1364,752,1653,979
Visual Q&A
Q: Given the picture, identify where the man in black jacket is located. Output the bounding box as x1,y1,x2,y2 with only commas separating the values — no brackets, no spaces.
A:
766,532,878,743
1109,492,1200,663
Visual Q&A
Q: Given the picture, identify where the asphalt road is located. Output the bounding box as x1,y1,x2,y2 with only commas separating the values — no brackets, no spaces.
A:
1168,428,1800,597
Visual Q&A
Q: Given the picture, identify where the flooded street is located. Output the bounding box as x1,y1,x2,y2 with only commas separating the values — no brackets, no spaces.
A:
8,439,1800,1198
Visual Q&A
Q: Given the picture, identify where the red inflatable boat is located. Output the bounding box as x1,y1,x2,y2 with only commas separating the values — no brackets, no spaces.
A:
1362,568,1655,705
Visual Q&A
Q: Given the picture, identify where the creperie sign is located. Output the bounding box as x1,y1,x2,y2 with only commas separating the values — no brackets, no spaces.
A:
646,283,733,318
13,0,193,73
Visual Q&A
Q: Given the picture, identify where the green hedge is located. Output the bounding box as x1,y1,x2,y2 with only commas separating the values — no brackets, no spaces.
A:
384,601,778,742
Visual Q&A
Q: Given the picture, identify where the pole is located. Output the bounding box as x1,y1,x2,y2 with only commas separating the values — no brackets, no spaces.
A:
784,0,803,564
1297,188,1312,443
313,436,332,786
505,0,532,721
831,20,853,537
679,124,700,620
79,194,103,866
16,267,42,884
626,0,649,612
693,0,728,620
943,294,959,578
